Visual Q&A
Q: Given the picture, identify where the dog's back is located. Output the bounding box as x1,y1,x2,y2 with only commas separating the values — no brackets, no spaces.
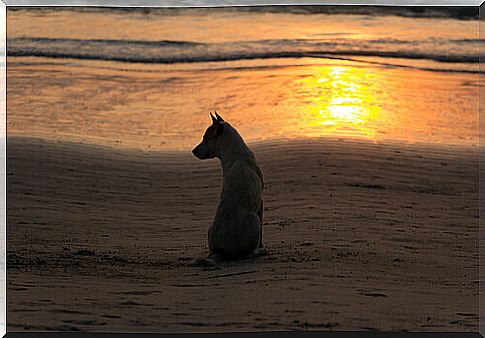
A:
210,153,263,257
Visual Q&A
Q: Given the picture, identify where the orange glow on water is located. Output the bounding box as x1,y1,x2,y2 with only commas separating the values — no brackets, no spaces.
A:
300,66,384,139
5,10,480,149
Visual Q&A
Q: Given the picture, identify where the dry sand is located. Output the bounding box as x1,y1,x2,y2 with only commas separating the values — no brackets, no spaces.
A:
6,136,479,332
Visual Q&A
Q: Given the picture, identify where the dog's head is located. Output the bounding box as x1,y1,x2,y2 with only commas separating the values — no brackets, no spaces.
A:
192,112,225,160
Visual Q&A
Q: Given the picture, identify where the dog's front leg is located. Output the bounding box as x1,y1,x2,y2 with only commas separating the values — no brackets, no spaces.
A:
257,200,263,248
252,200,268,258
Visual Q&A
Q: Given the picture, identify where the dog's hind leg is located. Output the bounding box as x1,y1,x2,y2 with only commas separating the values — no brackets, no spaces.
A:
252,247,268,258
191,252,224,267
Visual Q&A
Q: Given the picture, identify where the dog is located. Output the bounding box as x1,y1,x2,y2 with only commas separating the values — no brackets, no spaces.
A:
192,112,267,265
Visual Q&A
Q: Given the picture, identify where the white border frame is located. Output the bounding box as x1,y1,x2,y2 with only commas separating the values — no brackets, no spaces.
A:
0,2,481,338
0,1,5,337
2,0,484,6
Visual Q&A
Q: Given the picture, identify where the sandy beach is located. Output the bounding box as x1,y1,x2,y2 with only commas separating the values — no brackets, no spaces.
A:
6,136,478,332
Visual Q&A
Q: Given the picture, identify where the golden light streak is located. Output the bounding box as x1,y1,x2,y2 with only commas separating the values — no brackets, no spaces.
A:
300,66,384,139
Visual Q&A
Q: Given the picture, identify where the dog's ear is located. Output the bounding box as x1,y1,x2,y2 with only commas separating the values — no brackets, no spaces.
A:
214,120,224,137
210,111,224,136
210,112,217,125
215,111,224,122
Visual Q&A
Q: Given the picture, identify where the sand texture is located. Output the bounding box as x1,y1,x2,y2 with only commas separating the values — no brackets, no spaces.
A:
6,137,479,332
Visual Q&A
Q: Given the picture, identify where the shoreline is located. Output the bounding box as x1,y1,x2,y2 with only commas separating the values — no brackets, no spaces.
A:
6,136,479,332
5,134,480,154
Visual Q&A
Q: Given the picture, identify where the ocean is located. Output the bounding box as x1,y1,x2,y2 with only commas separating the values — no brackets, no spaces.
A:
6,7,481,149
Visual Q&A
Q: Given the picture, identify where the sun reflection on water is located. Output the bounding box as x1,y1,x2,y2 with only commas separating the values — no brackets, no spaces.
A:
301,66,384,139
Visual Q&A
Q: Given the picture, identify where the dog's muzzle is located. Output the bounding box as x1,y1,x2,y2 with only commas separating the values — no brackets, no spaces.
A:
192,143,211,159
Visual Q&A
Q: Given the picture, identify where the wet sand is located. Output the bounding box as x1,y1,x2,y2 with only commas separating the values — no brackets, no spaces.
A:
6,136,479,332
